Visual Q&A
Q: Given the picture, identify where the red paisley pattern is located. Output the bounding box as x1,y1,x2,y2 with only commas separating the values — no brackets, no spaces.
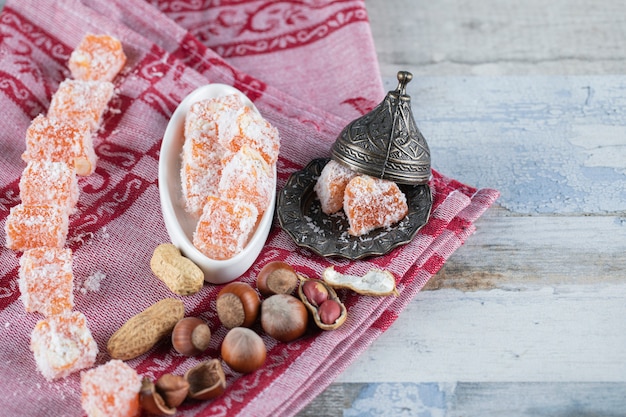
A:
151,0,368,57
151,0,378,119
0,71,47,118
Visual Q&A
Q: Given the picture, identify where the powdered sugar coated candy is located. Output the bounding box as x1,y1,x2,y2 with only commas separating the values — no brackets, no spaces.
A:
19,247,74,316
30,311,98,381
218,105,280,165
180,96,242,216
69,33,127,82
343,175,409,236
22,114,96,176
218,146,275,214
184,94,244,139
182,129,225,171
314,159,358,214
20,160,79,213
181,130,225,216
81,359,141,417
181,160,222,217
193,196,259,260
48,79,114,131
4,204,69,251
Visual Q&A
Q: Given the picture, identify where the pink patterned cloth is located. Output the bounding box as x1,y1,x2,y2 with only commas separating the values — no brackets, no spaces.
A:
0,1,498,416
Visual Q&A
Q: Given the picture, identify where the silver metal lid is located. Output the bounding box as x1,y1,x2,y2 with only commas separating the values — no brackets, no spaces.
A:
330,71,431,185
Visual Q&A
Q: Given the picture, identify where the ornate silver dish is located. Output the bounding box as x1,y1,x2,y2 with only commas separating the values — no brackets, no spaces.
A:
277,158,432,259
278,71,433,259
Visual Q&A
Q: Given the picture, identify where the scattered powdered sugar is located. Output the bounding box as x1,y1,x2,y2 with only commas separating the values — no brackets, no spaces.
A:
80,270,106,294
304,216,324,235
67,231,94,246
68,227,109,246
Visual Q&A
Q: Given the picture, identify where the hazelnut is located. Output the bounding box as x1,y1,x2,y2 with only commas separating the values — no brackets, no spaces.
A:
155,373,189,408
139,377,176,416
221,327,266,374
256,261,299,296
318,299,342,325
171,317,211,356
216,282,261,329
184,359,226,400
261,294,308,342
302,280,329,306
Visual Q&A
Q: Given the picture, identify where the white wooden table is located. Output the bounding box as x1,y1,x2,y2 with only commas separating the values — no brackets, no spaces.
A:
300,0,626,415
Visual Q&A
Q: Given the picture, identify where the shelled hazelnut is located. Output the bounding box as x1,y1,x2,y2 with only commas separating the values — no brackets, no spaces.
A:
140,377,175,416
184,359,227,400
155,374,189,408
140,374,189,416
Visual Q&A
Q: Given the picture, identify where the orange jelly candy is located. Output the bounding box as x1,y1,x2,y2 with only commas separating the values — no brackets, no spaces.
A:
23,114,96,176
314,159,358,215
69,33,127,82
218,146,274,214
217,105,280,165
181,130,225,216
48,79,114,131
4,204,69,251
19,247,74,316
343,175,409,236
182,162,222,217
193,195,259,260
184,94,243,140
20,160,79,213
81,359,142,417
180,96,243,216
30,311,98,381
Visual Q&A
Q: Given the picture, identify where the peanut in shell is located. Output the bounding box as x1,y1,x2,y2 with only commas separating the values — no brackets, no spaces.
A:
321,266,399,296
107,298,185,360
297,275,347,331
151,243,204,295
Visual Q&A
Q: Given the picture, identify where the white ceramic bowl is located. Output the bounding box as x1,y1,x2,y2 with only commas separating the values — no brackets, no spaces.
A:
158,84,276,284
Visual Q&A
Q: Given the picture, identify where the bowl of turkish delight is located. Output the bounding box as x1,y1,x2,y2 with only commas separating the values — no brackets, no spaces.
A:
159,84,278,284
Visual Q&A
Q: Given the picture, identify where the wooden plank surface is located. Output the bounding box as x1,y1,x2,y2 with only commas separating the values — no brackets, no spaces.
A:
339,284,626,382
367,0,626,78
299,0,626,415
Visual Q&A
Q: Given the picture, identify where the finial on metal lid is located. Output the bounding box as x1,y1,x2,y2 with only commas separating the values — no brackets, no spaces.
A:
395,71,412,96
330,70,431,185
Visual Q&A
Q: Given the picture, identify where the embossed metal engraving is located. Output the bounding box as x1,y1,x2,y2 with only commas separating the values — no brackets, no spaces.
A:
331,71,431,185
277,158,432,260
